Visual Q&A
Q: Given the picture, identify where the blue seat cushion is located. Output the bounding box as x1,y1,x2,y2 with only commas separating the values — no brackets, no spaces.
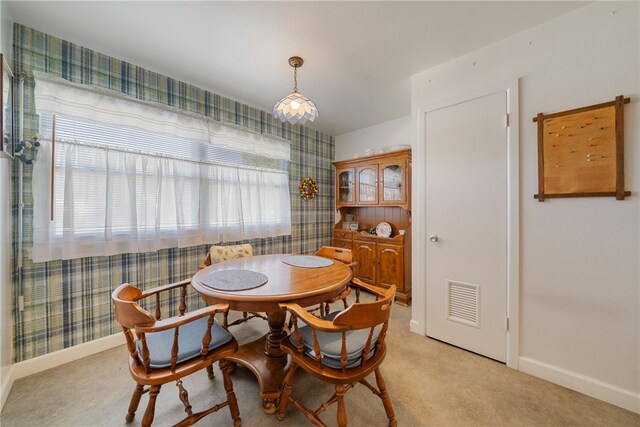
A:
137,316,233,369
291,311,380,369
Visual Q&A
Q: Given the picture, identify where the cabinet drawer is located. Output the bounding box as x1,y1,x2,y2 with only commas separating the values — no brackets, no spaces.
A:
332,238,352,249
333,230,353,240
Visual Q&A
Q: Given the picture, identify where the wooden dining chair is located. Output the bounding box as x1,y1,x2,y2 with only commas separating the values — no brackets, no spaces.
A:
278,282,397,427
314,246,359,316
112,280,242,427
198,243,267,327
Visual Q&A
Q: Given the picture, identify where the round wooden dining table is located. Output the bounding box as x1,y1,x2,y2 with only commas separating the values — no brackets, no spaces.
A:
191,254,352,414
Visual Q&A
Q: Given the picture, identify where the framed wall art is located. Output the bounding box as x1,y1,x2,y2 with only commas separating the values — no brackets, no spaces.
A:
1,53,15,159
533,95,630,201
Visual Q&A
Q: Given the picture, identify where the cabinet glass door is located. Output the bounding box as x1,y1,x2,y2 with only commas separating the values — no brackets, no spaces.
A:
381,163,404,203
337,169,355,203
358,167,378,203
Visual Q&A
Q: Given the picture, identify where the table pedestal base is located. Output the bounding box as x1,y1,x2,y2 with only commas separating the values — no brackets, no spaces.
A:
226,336,289,414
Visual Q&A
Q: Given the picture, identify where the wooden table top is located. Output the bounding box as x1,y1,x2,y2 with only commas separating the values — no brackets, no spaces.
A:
191,254,352,310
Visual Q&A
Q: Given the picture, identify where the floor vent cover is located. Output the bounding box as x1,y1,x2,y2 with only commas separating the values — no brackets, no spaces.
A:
447,280,480,328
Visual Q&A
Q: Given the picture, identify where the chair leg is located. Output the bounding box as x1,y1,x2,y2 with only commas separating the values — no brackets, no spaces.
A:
125,383,144,422
277,363,298,421
374,368,397,427
141,384,161,427
220,359,242,427
335,384,348,427
223,312,230,329
206,364,215,380
176,379,193,417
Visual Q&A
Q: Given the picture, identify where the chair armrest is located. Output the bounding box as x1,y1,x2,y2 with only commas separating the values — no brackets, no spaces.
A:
135,303,229,333
351,278,386,297
137,278,192,300
280,303,348,333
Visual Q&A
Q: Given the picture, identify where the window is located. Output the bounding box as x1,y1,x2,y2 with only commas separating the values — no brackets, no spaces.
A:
31,72,291,262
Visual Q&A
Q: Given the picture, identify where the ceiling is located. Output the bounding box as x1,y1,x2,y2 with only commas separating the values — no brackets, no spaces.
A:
6,1,587,135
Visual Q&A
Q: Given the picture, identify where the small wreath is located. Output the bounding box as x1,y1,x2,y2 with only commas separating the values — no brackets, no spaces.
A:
299,176,319,200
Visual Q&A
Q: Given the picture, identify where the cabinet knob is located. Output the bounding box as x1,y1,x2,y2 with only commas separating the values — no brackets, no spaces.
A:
429,235,439,242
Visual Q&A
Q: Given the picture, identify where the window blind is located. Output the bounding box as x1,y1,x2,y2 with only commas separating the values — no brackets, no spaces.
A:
31,73,292,262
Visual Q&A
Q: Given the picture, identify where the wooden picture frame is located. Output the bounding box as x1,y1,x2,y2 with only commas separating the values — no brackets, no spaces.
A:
533,95,630,201
1,53,15,159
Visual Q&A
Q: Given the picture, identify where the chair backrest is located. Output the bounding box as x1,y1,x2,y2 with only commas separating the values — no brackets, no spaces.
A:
315,246,353,265
333,285,395,330
112,283,156,330
287,285,396,371
209,243,253,264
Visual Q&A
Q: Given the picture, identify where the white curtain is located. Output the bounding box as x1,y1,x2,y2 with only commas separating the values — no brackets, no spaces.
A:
32,71,290,161
32,141,291,262
31,72,292,263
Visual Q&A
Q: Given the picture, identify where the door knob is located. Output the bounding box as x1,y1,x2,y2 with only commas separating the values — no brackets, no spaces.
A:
429,235,439,242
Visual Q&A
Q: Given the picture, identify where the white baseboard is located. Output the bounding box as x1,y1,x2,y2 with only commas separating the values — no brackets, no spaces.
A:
1,365,15,411
2,332,125,410
409,319,424,335
12,332,125,379
519,356,640,414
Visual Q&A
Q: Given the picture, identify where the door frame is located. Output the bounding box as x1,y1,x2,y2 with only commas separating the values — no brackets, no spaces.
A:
410,80,520,369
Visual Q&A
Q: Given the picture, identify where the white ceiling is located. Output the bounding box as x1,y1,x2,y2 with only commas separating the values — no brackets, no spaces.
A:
6,1,587,135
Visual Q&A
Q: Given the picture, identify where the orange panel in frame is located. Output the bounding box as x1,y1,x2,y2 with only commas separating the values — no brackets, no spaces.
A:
533,95,631,201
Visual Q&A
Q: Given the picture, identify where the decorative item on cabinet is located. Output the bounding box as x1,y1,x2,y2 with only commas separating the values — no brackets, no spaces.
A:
332,149,412,305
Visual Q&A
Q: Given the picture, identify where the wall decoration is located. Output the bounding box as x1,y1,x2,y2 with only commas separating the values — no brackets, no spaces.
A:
299,176,319,199
1,53,14,158
533,95,631,201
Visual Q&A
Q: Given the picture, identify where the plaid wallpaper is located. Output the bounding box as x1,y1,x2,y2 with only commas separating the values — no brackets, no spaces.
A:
11,24,335,362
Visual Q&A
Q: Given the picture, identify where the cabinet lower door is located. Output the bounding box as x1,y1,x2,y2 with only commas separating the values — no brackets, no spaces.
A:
377,244,404,289
353,240,376,284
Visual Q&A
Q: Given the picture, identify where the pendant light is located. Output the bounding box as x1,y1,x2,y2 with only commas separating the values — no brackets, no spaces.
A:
273,56,318,125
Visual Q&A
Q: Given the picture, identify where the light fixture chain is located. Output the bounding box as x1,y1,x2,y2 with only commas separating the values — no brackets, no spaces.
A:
293,66,298,92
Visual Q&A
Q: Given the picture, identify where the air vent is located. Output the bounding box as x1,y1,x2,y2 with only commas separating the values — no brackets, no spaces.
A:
447,281,480,328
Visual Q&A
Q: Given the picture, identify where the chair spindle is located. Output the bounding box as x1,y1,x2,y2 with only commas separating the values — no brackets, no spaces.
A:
140,333,151,374
155,293,161,320
201,315,215,359
179,285,187,316
170,327,180,371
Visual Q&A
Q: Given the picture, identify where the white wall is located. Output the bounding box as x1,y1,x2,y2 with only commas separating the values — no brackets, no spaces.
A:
411,2,639,412
0,1,14,410
334,115,411,161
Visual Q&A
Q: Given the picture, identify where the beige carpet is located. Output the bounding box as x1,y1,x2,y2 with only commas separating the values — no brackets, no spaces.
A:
1,300,638,426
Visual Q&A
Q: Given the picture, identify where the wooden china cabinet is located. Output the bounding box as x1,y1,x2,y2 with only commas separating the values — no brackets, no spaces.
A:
332,149,411,305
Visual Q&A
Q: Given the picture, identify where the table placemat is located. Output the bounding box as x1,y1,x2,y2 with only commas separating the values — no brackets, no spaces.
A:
281,255,334,268
201,269,268,291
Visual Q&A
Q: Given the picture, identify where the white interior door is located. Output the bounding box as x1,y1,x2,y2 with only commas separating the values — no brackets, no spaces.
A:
425,90,508,362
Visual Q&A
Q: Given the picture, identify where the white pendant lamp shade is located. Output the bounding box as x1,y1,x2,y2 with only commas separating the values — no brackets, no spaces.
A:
273,56,318,125
273,91,318,125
